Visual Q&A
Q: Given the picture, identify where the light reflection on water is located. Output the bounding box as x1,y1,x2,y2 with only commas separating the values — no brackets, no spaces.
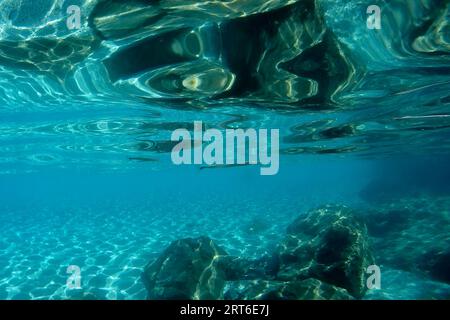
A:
0,0,448,172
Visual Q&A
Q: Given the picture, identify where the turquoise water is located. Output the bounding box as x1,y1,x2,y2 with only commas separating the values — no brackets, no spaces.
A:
1,0,450,300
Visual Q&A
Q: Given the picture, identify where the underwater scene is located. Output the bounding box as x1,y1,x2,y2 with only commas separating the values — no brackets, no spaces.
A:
0,0,450,301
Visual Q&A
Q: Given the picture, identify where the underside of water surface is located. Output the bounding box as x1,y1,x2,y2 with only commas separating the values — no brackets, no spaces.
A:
0,0,450,300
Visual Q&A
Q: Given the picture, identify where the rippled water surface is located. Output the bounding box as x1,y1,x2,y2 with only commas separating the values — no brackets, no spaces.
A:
0,0,450,300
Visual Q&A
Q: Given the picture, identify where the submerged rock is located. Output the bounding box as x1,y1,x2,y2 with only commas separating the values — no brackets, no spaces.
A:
142,205,376,300
142,237,278,300
419,249,450,284
224,278,353,300
361,197,450,285
142,236,228,299
275,205,374,298
216,255,279,282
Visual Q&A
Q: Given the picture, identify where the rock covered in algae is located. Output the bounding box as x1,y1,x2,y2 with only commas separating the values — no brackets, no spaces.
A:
224,278,352,300
275,205,374,298
215,255,279,282
142,236,228,299
142,206,375,299
142,237,278,299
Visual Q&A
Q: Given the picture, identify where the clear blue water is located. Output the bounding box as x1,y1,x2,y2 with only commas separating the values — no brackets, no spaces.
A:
0,0,450,300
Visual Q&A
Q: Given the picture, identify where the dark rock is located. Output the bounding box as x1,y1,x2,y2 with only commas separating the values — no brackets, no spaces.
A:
361,197,450,285
141,205,377,300
362,208,412,237
434,252,450,284
216,255,279,282
224,278,353,300
419,249,450,284
142,236,228,299
142,236,281,300
275,205,374,298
